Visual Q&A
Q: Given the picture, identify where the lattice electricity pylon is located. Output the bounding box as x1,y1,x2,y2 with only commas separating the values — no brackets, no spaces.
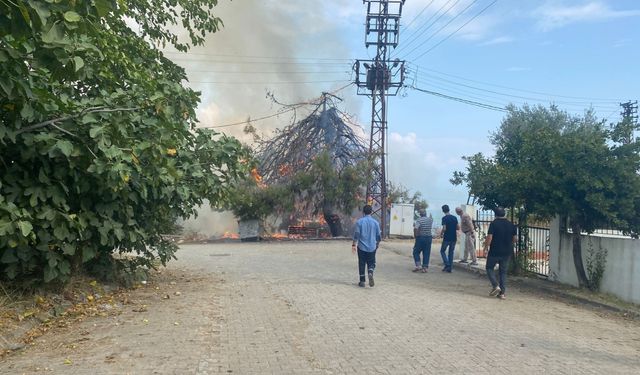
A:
354,0,406,237
620,100,639,144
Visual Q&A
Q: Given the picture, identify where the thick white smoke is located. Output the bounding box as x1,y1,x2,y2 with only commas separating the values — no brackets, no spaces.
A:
174,0,363,237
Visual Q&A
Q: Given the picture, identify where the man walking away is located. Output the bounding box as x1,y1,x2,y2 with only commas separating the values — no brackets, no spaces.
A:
439,205,459,273
456,207,478,266
412,208,433,272
352,205,381,287
482,207,517,299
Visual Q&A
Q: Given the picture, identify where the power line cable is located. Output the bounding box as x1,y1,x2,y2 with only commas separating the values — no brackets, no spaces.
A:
411,77,521,108
203,106,302,129
407,62,626,102
187,78,352,85
412,76,620,112
395,0,459,56
411,73,621,109
202,83,355,128
168,56,351,66
183,69,351,74
412,0,499,60
408,84,507,112
394,0,459,57
409,78,619,117
402,0,480,60
161,51,355,61
411,72,621,108
400,0,436,35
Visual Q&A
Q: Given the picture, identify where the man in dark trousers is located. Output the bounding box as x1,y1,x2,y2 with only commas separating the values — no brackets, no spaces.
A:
482,207,517,299
412,208,433,272
439,204,459,272
352,205,381,287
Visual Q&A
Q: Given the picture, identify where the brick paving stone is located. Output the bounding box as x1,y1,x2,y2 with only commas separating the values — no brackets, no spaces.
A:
1,240,639,374
183,240,640,375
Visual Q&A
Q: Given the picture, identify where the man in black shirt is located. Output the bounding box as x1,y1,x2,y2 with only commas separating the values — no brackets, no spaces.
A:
482,207,517,299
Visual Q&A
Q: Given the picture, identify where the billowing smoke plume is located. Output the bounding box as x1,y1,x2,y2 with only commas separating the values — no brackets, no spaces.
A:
173,0,363,237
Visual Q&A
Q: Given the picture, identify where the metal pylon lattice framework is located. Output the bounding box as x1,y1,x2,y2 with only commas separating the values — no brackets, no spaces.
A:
620,100,639,144
354,0,406,237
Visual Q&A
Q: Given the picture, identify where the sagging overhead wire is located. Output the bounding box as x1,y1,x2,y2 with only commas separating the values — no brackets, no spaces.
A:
411,0,499,59
161,51,355,62
410,74,621,109
399,0,437,36
401,0,480,60
407,84,507,112
202,83,355,129
412,76,621,113
407,63,627,102
394,0,460,57
187,79,352,85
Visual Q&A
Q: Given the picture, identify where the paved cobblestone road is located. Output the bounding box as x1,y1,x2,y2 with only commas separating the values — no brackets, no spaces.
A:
2,240,640,374
185,240,640,375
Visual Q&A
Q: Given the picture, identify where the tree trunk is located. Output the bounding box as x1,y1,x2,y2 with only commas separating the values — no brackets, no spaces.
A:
322,203,342,237
571,221,589,288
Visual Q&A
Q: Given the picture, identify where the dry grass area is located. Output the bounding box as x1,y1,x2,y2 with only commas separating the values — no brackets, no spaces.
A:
0,268,219,374
0,275,142,357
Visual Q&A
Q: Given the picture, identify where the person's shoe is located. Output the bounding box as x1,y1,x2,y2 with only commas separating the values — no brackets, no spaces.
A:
368,273,375,287
489,286,501,296
412,267,422,272
459,260,468,263
470,262,479,266
358,281,366,287
442,266,448,272
497,293,506,300
446,268,452,273
421,267,428,273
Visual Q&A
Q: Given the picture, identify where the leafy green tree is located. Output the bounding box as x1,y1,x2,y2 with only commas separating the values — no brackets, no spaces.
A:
222,176,294,222
1,1,249,283
452,105,640,288
289,152,368,236
387,182,429,211
221,151,366,237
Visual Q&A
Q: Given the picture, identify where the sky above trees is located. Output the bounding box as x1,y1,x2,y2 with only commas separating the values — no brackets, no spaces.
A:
168,0,640,213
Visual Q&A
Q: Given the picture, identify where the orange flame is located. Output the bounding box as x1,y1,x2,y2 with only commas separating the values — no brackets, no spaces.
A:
250,167,262,183
278,164,292,176
221,231,240,239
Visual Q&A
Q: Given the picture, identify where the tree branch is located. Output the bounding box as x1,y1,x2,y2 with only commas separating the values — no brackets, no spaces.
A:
49,123,99,159
16,107,142,135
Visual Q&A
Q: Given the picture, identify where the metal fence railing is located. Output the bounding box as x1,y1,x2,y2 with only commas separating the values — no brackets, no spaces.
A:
475,210,550,277
518,225,550,277
562,217,634,238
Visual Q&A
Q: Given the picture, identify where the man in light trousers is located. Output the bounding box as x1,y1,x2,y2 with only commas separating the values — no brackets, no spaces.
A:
456,207,478,266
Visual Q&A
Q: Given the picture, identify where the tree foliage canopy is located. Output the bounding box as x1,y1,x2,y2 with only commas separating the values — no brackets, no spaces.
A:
452,104,640,287
1,0,249,283
243,94,369,235
453,104,640,234
387,182,429,211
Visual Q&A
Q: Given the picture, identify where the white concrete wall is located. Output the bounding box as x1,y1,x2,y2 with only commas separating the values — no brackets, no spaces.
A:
549,217,640,304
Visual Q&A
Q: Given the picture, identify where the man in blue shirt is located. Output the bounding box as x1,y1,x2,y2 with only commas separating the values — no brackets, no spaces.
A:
352,205,381,287
439,204,459,273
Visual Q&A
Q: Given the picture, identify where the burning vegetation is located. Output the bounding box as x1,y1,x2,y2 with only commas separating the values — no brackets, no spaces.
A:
257,93,367,183
221,92,369,239
256,93,368,237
